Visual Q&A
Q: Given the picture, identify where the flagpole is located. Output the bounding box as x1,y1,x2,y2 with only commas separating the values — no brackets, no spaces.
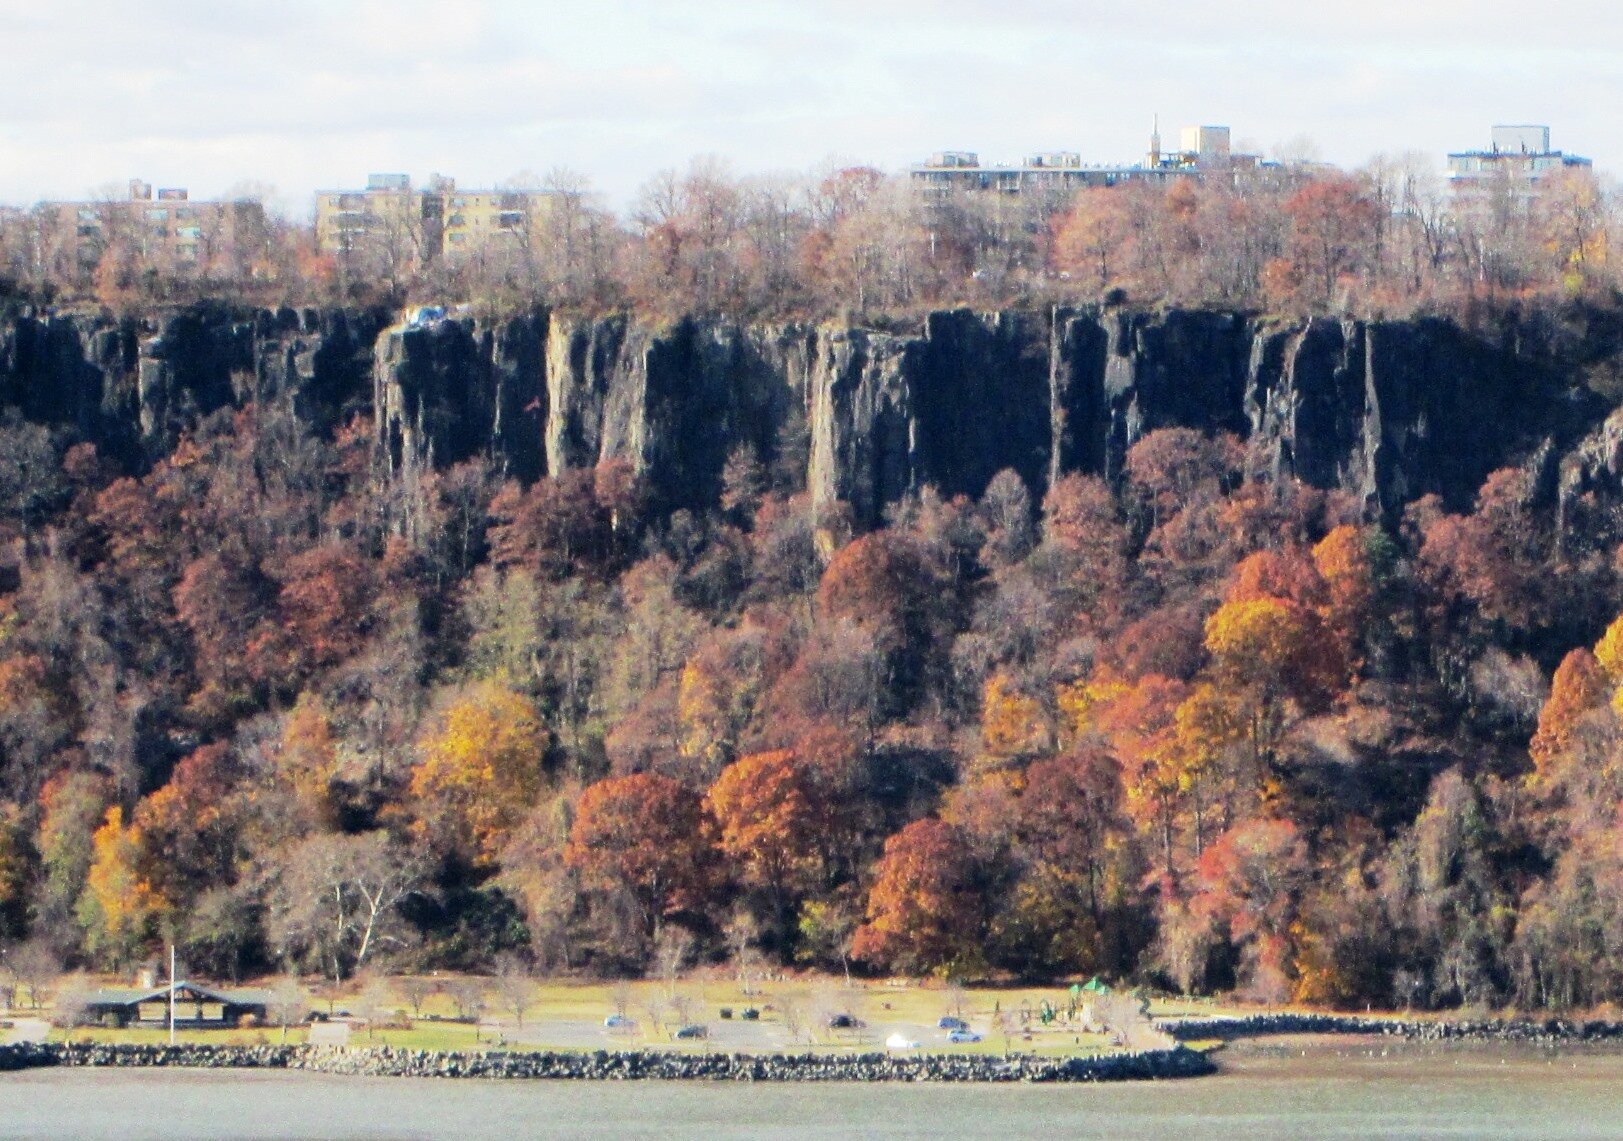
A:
169,944,176,1046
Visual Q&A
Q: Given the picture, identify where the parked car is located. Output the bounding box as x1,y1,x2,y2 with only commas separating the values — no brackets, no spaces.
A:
947,1029,983,1044
740,1008,761,1021
885,1033,921,1050
827,1013,860,1029
938,1016,968,1031
603,1014,636,1030
674,1024,708,1040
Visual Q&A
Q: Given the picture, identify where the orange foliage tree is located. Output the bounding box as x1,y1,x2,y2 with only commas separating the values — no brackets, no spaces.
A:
706,747,831,944
564,772,714,942
851,817,984,976
1193,816,1310,1001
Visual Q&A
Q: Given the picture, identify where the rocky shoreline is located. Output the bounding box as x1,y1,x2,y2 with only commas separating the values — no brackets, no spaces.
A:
0,1041,1214,1083
1157,1012,1623,1046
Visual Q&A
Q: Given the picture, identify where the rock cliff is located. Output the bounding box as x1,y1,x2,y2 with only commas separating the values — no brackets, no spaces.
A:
0,303,1602,525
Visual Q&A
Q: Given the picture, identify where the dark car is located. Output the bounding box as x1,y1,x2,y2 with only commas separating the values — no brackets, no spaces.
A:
740,1008,761,1021
827,1013,861,1029
674,1024,708,1040
938,1016,968,1031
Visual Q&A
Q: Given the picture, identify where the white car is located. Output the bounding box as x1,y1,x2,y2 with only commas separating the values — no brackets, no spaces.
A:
603,1014,636,1030
885,1032,921,1050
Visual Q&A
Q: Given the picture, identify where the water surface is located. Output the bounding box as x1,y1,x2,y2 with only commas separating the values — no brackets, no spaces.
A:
3,1040,1619,1139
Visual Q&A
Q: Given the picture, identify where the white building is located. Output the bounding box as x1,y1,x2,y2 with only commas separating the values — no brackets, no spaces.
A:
1447,125,1591,205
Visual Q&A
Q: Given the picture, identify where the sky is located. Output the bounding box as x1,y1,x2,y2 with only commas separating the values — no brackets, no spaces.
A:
1,0,1619,216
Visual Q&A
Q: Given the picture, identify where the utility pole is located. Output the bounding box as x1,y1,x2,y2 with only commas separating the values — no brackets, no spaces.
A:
168,944,176,1046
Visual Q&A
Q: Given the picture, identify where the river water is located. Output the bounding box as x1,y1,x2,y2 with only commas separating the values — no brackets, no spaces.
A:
3,1040,1620,1139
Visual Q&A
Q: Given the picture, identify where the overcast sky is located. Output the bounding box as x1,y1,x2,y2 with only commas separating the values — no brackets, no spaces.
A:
1,0,1618,216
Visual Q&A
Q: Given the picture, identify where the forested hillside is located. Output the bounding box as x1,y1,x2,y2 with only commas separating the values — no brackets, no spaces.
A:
4,144,1623,1010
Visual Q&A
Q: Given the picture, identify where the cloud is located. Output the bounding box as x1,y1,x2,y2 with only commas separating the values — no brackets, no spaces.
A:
0,0,1617,209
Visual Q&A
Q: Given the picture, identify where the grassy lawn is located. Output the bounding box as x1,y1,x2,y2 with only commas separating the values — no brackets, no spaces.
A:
36,975,1171,1057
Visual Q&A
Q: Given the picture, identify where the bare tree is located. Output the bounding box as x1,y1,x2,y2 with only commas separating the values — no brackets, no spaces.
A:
724,909,762,997
492,955,537,1028
398,975,438,1020
5,938,60,1010
649,926,694,1000
351,973,397,1040
268,975,308,1043
52,973,93,1029
446,978,486,1023
669,990,696,1028
260,830,428,980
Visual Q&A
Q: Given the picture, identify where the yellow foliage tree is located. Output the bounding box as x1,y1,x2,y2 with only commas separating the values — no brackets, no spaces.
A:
1054,672,1130,746
411,681,547,867
76,807,165,967
1311,524,1374,675
980,671,1050,765
1203,597,1333,802
1593,615,1623,685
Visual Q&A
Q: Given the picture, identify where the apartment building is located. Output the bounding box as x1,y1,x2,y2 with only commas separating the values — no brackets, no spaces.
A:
314,174,560,264
313,173,438,267
441,186,558,257
910,123,1263,199
33,179,266,274
1447,125,1592,205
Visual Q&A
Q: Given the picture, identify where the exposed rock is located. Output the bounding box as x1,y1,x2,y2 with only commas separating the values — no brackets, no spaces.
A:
0,1040,1215,1082
0,303,1603,527
1157,1012,1623,1045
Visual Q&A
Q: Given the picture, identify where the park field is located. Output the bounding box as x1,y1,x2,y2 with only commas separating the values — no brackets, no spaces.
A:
16,974,1183,1057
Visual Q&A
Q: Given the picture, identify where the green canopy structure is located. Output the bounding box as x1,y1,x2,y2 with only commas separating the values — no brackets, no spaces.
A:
1081,977,1112,995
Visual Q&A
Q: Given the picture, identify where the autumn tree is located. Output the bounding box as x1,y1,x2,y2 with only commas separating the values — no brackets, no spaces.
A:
995,747,1137,975
816,531,950,710
1192,816,1311,1001
1278,174,1381,309
34,770,109,939
1199,595,1338,802
706,747,832,952
1528,648,1609,792
1092,673,1193,874
564,772,714,946
133,742,244,904
1050,187,1134,293
411,681,547,867
77,807,165,968
276,693,342,829
851,817,985,976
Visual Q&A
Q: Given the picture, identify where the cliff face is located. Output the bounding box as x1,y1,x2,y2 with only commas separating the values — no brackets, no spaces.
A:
0,306,384,471
0,303,1599,525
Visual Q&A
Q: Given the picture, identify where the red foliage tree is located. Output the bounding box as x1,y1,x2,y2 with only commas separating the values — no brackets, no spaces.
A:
851,817,984,975
564,772,715,940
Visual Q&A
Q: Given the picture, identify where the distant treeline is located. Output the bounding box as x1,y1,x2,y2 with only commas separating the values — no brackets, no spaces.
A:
0,155,1616,322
